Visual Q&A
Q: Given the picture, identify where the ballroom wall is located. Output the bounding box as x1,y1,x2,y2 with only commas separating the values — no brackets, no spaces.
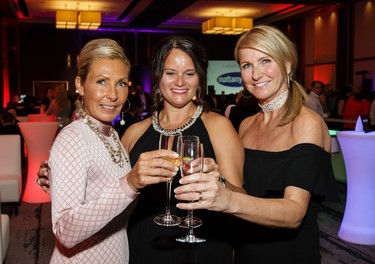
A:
304,8,338,89
6,27,239,104
353,0,375,91
304,0,375,93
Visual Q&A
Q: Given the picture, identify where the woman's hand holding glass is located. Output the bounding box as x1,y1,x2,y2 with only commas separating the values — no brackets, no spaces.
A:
174,158,229,213
125,149,179,193
37,149,179,194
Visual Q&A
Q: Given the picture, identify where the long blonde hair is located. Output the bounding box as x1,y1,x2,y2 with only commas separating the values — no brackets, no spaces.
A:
234,25,308,125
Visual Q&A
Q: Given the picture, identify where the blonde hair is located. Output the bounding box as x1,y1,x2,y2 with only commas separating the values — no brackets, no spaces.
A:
77,38,131,84
234,25,308,125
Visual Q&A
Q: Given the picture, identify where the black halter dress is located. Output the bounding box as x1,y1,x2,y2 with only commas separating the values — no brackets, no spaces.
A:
128,117,234,264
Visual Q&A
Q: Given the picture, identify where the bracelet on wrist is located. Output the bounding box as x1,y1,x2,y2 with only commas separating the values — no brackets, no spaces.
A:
219,174,226,187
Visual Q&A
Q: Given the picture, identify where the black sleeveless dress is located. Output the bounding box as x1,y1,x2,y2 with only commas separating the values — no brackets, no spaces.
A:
128,117,234,264
232,143,340,264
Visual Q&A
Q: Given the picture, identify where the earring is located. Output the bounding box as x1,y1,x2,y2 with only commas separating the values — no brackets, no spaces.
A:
287,73,291,89
192,95,197,101
80,97,85,112
120,112,125,125
157,88,164,102
120,99,131,126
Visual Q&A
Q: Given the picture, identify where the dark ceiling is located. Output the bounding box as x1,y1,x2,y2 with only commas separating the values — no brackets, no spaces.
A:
1,0,353,33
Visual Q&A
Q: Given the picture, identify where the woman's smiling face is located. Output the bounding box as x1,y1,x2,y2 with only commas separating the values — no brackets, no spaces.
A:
76,58,129,124
159,48,200,109
238,48,288,104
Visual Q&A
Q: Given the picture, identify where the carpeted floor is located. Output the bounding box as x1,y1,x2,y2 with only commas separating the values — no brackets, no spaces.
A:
2,182,375,264
3,202,54,264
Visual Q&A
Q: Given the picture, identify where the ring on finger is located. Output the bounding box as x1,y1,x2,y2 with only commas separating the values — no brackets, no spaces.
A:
36,178,42,186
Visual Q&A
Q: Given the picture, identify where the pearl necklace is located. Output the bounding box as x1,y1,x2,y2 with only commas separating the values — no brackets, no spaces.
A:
80,110,128,167
258,90,288,113
152,105,203,136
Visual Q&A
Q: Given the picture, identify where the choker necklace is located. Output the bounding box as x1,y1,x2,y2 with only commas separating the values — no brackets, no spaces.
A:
258,90,288,113
152,105,203,136
80,110,128,167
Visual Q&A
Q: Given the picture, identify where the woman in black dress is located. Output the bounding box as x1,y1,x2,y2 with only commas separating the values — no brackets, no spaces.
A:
121,36,244,264
175,25,339,264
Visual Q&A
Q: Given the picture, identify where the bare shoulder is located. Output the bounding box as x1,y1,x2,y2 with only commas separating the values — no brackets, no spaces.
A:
292,107,331,150
201,111,238,136
294,107,327,132
201,111,244,187
201,111,242,147
201,111,231,125
121,117,152,152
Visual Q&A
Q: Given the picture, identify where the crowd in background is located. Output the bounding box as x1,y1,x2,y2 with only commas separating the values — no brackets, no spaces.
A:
302,80,374,131
2,77,375,138
2,78,375,138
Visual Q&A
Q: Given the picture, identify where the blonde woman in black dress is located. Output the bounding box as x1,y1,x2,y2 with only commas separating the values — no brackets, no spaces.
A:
175,25,339,264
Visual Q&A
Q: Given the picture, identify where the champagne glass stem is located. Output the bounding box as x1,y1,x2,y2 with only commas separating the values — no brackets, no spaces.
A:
188,209,193,226
165,179,173,218
187,226,195,240
187,209,195,239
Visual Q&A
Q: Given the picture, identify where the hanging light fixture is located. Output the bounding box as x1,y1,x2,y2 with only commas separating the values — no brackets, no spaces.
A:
55,10,101,30
233,17,253,32
202,17,253,35
56,10,78,29
78,11,101,30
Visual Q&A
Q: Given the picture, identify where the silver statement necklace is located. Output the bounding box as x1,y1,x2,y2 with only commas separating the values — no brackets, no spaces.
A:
80,110,128,167
258,90,288,113
152,105,203,136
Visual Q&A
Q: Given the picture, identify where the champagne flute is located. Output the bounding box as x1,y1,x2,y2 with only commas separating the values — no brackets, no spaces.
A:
154,133,182,226
176,135,206,243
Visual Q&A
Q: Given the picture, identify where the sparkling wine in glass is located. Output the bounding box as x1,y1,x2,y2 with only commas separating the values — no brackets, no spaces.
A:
176,135,206,243
154,133,182,227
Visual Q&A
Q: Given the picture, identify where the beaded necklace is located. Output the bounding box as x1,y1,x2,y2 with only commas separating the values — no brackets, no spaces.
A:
152,105,203,136
258,90,288,113
80,110,128,167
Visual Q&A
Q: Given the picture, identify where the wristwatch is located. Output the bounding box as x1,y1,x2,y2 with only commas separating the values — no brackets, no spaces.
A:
219,174,226,187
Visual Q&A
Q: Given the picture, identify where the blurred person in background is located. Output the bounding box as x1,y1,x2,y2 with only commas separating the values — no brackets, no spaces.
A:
370,95,375,129
40,88,54,113
17,94,39,116
342,85,371,130
304,80,327,118
133,83,152,114
46,85,72,129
